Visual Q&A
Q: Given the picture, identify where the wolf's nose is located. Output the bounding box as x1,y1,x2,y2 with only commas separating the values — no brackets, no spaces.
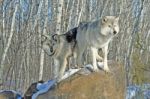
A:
50,47,53,52
113,31,117,34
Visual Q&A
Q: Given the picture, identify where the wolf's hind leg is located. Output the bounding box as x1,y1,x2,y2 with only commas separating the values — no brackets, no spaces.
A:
91,47,99,71
76,44,85,68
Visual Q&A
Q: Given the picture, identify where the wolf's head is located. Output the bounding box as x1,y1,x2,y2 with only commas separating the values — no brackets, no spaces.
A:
101,16,119,36
41,34,60,56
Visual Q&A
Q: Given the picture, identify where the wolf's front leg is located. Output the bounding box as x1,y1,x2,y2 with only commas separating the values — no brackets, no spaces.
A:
102,45,110,72
57,58,67,81
91,47,99,71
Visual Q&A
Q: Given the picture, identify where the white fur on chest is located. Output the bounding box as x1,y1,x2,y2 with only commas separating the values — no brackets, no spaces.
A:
88,31,112,48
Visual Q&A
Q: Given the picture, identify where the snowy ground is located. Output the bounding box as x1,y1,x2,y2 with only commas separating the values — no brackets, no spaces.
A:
59,62,104,82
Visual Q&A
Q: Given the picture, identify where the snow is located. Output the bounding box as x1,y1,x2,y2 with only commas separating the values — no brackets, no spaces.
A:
126,84,150,99
59,62,104,82
32,80,56,99
126,85,141,99
58,68,81,82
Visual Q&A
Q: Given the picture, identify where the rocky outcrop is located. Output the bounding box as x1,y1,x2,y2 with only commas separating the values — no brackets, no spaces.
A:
36,61,125,99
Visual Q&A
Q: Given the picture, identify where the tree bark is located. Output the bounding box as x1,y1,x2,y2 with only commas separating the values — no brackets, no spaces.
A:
67,0,75,30
39,0,49,81
53,0,64,78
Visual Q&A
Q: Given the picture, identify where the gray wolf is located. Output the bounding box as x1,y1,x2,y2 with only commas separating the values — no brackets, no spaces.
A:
42,27,78,80
76,16,119,72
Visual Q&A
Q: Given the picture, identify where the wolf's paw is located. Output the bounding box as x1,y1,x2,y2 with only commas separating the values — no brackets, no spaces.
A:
93,68,99,72
103,67,111,73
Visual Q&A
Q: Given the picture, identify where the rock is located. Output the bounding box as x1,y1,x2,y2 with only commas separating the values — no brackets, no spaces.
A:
36,61,125,99
0,90,22,99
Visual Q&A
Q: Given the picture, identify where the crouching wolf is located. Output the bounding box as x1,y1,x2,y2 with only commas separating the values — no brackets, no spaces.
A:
76,16,119,72
41,27,78,80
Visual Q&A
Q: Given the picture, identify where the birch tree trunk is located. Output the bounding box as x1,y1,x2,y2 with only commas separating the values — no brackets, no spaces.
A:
53,0,64,78
0,3,19,84
75,0,79,26
77,0,85,25
56,0,63,35
89,0,92,20
25,0,35,87
67,0,75,30
2,0,6,48
39,0,49,81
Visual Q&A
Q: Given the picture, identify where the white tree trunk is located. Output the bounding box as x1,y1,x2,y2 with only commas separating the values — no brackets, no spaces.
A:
54,0,64,78
75,0,79,26
27,0,44,82
89,0,92,20
39,0,48,81
33,0,44,30
100,0,109,17
65,0,70,12
25,0,35,86
77,0,85,24
2,0,6,47
56,0,64,35
0,3,19,83
67,0,75,30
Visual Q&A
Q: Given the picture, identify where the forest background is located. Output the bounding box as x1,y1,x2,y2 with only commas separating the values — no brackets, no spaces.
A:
0,0,150,94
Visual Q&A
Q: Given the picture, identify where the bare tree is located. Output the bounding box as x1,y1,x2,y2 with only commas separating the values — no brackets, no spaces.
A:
0,0,150,93
39,0,49,81
0,2,19,84
53,0,64,78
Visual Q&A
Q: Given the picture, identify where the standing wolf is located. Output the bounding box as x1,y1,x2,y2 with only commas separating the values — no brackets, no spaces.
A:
42,16,119,81
42,27,78,80
76,16,119,72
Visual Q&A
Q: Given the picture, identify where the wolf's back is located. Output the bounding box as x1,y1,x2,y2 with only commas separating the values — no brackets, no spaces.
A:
65,27,78,43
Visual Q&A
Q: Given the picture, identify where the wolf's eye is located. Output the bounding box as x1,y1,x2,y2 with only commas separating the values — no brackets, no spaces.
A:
108,25,111,27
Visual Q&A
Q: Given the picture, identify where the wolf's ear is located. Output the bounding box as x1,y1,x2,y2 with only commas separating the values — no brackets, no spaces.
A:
52,34,59,42
102,16,108,23
41,34,50,43
115,16,119,22
41,35,46,42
